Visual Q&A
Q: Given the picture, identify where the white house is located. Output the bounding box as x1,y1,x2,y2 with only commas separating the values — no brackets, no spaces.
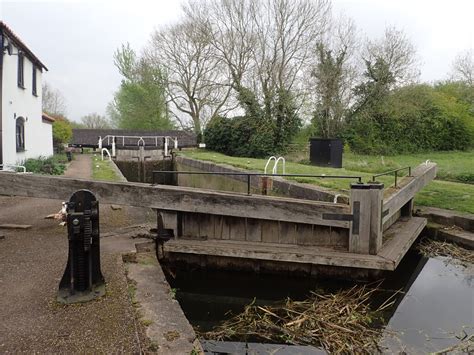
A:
0,21,53,170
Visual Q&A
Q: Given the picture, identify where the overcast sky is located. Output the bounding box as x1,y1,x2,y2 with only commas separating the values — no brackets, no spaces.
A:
1,0,473,122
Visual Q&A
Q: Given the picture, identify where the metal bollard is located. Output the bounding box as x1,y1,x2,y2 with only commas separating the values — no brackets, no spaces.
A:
57,190,105,304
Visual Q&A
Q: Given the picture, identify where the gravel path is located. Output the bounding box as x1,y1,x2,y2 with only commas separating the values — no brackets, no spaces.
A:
0,158,156,352
64,154,93,179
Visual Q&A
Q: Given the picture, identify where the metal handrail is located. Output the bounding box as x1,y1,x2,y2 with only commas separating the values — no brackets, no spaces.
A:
273,157,286,174
99,135,178,148
152,170,363,195
264,156,276,174
372,166,412,187
0,164,27,173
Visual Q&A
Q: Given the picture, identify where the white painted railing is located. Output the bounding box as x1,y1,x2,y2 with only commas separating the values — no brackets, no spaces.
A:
99,135,178,149
0,164,27,173
101,148,112,161
264,156,286,174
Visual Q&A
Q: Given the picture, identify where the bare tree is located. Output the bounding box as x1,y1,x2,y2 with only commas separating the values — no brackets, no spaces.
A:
183,0,331,114
148,20,233,134
451,49,473,86
80,113,111,129
42,82,67,116
363,26,419,87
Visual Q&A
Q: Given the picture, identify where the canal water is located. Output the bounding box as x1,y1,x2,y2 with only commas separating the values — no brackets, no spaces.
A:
164,242,474,353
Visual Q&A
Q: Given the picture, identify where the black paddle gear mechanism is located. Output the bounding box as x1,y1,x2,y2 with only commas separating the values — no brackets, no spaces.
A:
57,190,105,304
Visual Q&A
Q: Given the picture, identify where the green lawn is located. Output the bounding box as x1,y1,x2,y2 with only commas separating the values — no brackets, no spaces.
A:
91,156,122,182
179,149,474,213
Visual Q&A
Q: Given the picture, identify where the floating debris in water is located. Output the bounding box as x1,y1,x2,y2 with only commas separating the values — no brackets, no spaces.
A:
199,284,397,354
417,239,474,267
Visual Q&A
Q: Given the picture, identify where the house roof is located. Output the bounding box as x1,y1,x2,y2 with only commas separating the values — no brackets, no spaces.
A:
71,129,198,148
42,113,55,123
0,21,48,71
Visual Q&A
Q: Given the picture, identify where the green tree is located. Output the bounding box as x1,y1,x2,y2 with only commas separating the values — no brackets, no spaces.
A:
110,43,173,130
52,118,73,151
311,42,350,138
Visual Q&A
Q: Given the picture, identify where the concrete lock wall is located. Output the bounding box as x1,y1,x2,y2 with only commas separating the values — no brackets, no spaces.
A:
175,156,349,204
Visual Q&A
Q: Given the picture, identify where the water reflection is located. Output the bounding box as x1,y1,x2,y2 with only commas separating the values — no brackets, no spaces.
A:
381,255,474,352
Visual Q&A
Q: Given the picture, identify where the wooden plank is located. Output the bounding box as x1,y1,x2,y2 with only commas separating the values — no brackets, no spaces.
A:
296,224,313,246
383,163,437,228
245,218,262,242
198,213,215,239
312,225,332,246
331,228,349,248
228,216,246,241
183,212,200,238
379,217,427,268
0,172,351,228
261,220,280,243
279,222,297,244
0,224,32,230
163,239,393,270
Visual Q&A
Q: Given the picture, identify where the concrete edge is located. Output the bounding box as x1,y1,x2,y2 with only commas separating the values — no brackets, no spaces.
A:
424,223,474,249
124,251,203,354
415,206,474,232
109,159,128,182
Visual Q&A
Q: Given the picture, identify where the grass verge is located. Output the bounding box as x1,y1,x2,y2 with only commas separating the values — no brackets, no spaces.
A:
92,156,122,182
179,149,474,213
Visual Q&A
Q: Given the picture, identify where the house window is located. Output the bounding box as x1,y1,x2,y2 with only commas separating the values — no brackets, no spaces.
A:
16,117,25,152
17,53,25,88
32,66,37,96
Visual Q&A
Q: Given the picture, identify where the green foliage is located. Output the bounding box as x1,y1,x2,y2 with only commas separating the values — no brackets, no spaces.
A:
204,115,274,158
311,42,349,138
23,155,67,175
205,87,301,158
52,119,73,150
110,43,173,130
345,84,473,154
92,156,122,182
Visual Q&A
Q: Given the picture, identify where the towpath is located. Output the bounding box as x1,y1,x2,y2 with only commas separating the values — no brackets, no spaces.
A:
64,153,93,179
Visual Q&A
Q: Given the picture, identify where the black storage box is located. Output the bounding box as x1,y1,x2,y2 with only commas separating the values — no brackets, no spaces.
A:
309,138,343,168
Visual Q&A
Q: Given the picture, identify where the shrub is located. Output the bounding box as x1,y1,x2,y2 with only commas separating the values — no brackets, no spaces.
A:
204,116,275,158
23,155,67,175
345,84,472,154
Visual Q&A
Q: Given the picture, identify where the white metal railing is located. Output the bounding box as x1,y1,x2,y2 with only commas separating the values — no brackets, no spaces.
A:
264,156,286,175
99,135,178,148
101,148,112,161
0,164,27,173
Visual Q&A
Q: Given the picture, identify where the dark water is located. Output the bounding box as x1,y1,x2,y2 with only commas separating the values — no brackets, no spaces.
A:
165,244,474,353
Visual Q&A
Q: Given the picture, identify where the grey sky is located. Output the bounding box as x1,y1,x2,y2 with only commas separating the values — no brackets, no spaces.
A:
1,0,472,122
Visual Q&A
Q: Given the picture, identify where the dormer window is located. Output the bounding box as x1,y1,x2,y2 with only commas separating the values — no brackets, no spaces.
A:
17,53,25,88
32,65,37,96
